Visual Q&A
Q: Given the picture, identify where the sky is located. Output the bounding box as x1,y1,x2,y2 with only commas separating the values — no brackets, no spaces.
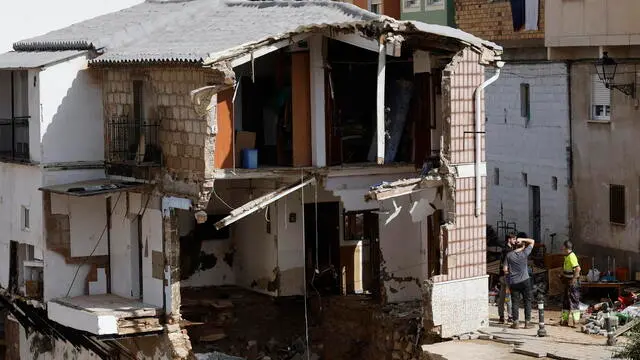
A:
0,0,144,52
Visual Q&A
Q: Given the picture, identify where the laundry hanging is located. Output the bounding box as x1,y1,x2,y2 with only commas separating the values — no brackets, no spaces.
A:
524,0,539,31
510,0,525,32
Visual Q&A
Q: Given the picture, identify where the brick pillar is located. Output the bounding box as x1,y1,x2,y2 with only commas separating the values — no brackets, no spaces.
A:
161,208,195,360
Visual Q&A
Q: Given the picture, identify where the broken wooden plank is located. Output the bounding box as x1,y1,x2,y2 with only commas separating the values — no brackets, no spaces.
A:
180,319,205,328
615,317,640,337
117,317,163,335
200,329,227,342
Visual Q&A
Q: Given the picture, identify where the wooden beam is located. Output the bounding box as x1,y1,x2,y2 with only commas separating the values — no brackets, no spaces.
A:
215,88,234,169
291,52,312,167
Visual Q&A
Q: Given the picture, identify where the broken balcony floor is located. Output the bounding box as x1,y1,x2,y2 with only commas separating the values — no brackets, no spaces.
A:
47,294,162,336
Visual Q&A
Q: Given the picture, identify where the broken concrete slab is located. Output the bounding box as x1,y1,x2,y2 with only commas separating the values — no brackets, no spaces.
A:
513,347,546,358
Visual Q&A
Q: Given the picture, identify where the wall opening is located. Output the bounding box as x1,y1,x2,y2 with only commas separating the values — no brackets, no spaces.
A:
520,83,530,126
341,210,380,296
305,202,341,296
325,39,416,166
609,184,626,225
233,50,294,167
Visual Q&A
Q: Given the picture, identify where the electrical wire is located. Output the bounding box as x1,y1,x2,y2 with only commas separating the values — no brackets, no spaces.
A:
213,184,234,211
300,172,310,360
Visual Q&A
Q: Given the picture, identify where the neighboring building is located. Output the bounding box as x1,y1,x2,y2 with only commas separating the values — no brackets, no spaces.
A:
347,0,401,18
456,0,571,249
0,0,502,359
401,0,455,27
546,0,640,271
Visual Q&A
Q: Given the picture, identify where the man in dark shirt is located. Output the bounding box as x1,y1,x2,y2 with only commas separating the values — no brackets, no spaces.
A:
503,232,535,329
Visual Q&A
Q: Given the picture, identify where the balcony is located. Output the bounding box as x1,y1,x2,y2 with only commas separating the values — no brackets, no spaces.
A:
106,116,162,167
0,116,29,162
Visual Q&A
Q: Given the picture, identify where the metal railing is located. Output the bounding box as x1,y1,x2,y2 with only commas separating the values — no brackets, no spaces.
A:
107,116,162,166
0,116,30,161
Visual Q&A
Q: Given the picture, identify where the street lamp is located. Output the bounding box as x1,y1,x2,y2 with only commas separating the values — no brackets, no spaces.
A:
594,52,636,98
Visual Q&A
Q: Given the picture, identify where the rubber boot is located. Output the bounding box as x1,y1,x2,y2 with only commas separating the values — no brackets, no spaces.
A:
560,310,569,326
570,311,581,328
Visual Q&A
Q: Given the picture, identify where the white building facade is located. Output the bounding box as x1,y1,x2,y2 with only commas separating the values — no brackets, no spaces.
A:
485,62,571,250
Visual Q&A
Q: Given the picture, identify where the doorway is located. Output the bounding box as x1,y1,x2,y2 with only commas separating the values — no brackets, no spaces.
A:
304,202,341,295
529,185,541,243
342,210,380,297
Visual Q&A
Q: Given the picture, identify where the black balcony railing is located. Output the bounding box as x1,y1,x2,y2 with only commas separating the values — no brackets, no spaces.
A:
0,116,30,162
107,116,162,166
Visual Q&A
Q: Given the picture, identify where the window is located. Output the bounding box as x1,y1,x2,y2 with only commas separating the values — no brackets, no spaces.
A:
494,168,500,186
609,184,625,225
0,71,30,162
426,0,444,6
344,211,365,241
369,0,382,14
520,83,530,125
522,173,528,187
552,176,558,191
132,80,144,122
592,74,611,121
21,206,29,231
403,0,420,12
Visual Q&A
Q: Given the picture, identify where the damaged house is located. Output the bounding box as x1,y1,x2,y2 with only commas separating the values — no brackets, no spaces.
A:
0,0,501,359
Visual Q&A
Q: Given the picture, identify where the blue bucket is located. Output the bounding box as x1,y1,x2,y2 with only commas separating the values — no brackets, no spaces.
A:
242,149,258,169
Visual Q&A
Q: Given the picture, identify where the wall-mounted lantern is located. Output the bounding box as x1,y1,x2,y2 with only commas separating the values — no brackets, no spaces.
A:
595,52,636,98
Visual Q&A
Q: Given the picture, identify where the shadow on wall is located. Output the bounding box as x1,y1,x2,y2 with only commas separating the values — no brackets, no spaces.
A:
41,61,104,165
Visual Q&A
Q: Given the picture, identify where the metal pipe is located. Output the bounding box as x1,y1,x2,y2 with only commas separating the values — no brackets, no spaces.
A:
376,34,386,164
474,62,504,216
10,71,15,159
605,309,617,346
537,295,547,337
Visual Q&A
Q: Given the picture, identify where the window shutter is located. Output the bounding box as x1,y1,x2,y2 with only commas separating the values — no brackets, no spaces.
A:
592,74,611,106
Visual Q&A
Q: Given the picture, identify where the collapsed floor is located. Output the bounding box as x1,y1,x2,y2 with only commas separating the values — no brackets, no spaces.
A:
181,286,430,360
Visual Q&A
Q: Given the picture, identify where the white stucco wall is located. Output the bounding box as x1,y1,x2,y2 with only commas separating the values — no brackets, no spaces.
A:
39,55,104,164
19,321,101,360
0,0,144,52
0,164,43,289
485,63,570,248
141,204,163,308
379,188,436,303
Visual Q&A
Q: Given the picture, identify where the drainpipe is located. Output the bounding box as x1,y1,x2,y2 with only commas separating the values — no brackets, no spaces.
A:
376,34,387,164
474,61,504,217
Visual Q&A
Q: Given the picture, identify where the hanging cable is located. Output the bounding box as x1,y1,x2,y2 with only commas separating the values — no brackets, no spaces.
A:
314,182,319,270
301,172,310,360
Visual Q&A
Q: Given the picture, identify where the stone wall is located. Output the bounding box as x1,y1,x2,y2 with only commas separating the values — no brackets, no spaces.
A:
455,0,545,44
101,67,217,196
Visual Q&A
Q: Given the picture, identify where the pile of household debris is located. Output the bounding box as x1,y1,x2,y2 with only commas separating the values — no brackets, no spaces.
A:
580,291,640,337
195,337,320,360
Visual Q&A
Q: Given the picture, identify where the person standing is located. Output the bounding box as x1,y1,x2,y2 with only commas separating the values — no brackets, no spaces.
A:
497,237,513,324
503,232,535,329
560,240,581,327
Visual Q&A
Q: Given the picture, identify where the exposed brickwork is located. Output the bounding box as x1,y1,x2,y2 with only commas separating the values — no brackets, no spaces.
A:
102,67,216,188
455,0,545,43
439,48,487,283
